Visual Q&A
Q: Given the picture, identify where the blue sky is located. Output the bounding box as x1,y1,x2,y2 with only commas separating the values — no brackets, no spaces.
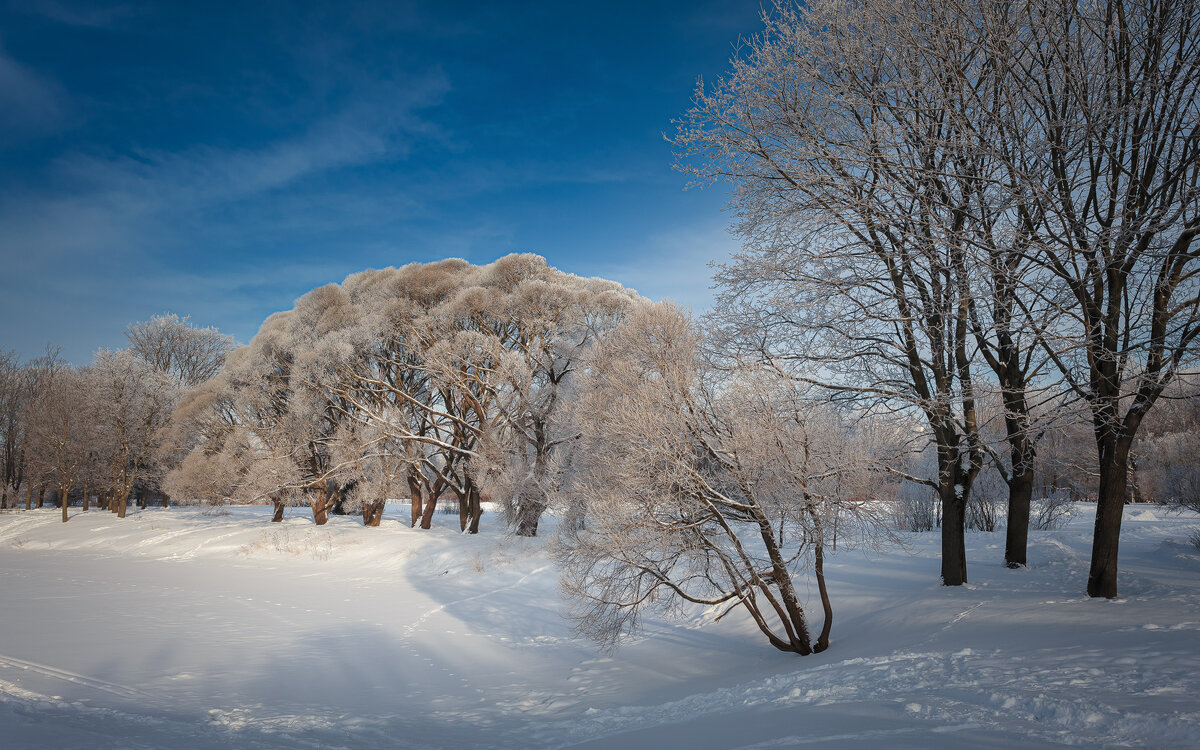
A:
0,0,764,362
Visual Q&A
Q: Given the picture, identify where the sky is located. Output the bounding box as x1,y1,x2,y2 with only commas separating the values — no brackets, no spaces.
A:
0,0,767,363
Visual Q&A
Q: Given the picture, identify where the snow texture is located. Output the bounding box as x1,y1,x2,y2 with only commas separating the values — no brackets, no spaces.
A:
0,504,1198,749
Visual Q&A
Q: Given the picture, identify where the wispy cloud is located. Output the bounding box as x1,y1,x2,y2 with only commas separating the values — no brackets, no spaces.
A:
10,0,141,29
0,42,68,147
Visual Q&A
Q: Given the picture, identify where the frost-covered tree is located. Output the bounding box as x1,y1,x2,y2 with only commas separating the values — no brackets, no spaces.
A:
979,0,1200,597
25,359,93,522
676,0,996,584
125,314,234,387
557,303,889,654
89,349,179,518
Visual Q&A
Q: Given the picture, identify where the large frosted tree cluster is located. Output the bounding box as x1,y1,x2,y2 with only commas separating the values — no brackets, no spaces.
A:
164,254,639,536
675,0,1200,597
0,316,233,519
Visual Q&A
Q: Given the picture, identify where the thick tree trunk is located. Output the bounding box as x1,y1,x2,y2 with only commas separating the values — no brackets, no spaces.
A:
25,483,32,510
419,494,439,529
82,481,89,512
1088,437,1131,598
940,478,967,586
310,488,330,525
1004,468,1034,568
271,496,285,522
117,492,127,519
362,499,386,527
60,484,68,523
511,486,547,537
161,494,170,508
36,487,44,509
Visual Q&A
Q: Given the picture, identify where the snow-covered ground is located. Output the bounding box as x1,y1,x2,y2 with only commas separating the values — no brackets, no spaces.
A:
0,503,1198,749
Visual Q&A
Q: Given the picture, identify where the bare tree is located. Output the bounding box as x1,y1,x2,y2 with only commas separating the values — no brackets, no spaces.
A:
125,314,234,387
557,303,889,654
676,0,994,584
967,0,1200,596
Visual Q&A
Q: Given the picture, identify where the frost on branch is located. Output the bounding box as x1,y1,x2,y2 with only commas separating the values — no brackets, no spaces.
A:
555,303,890,655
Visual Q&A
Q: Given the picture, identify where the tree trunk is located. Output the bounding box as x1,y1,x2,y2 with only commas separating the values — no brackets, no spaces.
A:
1088,437,1131,598
82,480,90,512
511,484,548,537
25,483,32,510
161,494,170,508
1004,467,1034,568
465,480,482,534
940,477,967,586
36,486,44,509
60,484,68,523
117,492,127,518
310,488,330,526
271,496,285,522
419,493,439,529
408,471,423,528
812,540,832,653
362,499,386,527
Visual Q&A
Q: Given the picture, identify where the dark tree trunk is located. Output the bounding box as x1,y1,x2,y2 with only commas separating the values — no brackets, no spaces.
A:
25,483,32,510
82,481,90,512
117,492,128,519
466,481,482,534
161,494,170,508
1004,468,1034,568
940,476,967,586
812,541,832,653
36,486,44,509
1088,437,1131,598
271,496,285,522
60,485,68,523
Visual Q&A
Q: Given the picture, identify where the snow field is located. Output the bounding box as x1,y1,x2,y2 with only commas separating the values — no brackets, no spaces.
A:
0,503,1198,748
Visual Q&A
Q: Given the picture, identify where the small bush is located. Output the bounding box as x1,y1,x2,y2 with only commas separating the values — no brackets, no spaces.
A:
894,491,939,532
1031,492,1074,531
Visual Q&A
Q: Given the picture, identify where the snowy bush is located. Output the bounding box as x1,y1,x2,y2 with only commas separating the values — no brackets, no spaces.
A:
1031,492,1074,531
894,486,939,532
966,468,1006,532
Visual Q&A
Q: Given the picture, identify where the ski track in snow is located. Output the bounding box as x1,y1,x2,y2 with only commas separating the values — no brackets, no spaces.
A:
0,654,149,700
